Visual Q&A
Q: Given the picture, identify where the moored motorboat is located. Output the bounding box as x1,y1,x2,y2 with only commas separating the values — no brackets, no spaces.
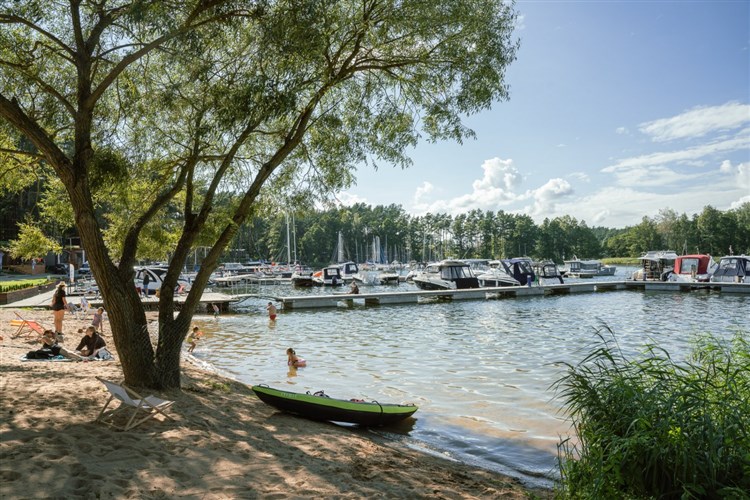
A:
561,257,615,278
312,266,344,286
291,271,316,287
252,385,418,426
668,254,718,282
412,259,480,290
710,255,750,284
500,257,536,286
631,250,678,281
475,260,520,287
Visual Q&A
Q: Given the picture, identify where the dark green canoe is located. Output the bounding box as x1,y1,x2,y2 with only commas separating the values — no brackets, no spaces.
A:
252,385,418,426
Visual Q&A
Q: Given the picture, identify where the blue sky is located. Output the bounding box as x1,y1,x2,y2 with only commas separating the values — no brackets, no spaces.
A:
339,1,750,228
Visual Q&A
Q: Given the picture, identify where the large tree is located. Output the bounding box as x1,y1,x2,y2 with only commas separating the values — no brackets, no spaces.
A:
0,0,519,389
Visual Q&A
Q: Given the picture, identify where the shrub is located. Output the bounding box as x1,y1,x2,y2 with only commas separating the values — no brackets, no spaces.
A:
0,279,50,293
554,325,750,499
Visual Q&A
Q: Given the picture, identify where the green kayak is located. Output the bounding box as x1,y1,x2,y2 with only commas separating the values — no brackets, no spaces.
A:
252,385,418,426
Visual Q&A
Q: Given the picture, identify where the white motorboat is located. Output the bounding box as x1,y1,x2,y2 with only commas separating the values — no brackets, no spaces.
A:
475,260,520,287
710,255,750,284
313,266,344,286
412,260,480,291
667,254,718,282
631,250,678,281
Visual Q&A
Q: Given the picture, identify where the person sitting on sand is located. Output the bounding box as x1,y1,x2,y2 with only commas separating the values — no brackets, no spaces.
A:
187,326,203,353
286,348,306,367
75,326,106,358
35,329,83,360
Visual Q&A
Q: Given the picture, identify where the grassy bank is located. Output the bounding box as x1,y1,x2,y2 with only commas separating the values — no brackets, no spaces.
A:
554,326,750,498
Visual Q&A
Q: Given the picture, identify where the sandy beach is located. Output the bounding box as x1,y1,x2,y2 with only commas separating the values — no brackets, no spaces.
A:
0,307,552,499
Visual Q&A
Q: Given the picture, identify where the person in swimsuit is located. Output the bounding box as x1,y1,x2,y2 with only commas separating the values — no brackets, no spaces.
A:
187,326,203,353
50,281,68,335
266,302,277,321
286,348,305,367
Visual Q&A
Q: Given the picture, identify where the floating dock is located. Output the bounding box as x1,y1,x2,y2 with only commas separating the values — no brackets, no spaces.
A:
274,281,749,310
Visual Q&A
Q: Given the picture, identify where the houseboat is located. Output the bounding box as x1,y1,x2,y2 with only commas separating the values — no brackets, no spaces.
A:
561,258,616,278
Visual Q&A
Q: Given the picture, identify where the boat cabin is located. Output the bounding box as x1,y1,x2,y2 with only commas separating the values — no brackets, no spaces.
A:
632,250,678,281
314,266,344,286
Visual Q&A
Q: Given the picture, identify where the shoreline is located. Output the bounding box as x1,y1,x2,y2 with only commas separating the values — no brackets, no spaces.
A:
1,307,552,499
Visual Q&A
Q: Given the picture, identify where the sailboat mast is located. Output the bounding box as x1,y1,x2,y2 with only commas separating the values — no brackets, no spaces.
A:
285,213,291,264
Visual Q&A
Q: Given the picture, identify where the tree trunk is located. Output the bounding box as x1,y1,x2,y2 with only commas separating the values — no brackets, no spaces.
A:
102,282,157,387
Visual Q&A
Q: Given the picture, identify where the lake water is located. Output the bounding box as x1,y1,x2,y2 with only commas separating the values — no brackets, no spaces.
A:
190,269,747,488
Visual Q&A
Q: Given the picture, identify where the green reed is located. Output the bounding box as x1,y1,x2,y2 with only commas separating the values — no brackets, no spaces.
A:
553,325,749,499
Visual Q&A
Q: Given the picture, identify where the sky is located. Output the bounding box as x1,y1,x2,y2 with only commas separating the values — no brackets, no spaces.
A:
337,1,750,228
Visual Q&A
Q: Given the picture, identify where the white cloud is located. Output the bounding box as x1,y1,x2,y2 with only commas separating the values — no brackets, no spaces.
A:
336,191,368,207
738,162,750,190
616,127,628,135
602,133,750,173
568,172,590,182
719,160,734,174
413,181,434,204
639,102,750,142
527,178,573,216
730,196,750,209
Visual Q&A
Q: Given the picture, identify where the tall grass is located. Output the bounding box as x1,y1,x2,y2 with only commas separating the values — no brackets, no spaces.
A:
554,325,750,499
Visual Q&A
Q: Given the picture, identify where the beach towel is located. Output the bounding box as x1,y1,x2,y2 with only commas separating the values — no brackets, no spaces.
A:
21,355,74,362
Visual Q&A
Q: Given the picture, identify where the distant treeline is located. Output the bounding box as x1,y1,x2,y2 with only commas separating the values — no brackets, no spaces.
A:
231,203,750,268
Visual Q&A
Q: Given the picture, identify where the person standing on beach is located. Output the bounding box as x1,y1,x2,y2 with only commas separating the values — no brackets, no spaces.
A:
212,303,220,318
266,302,277,321
142,272,150,297
91,307,105,333
50,281,67,335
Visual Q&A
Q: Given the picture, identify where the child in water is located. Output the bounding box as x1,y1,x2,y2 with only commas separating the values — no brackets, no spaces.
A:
187,326,203,353
286,348,306,367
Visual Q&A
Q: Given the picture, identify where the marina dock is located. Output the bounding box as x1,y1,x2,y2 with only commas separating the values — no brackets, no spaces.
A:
274,280,749,310
4,280,747,313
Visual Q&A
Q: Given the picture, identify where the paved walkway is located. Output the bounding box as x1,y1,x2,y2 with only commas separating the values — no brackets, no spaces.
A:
2,280,234,311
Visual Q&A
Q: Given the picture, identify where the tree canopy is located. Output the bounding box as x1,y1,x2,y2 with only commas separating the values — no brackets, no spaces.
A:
0,0,520,388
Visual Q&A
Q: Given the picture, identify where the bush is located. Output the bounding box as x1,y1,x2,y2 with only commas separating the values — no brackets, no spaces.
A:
554,325,750,499
0,279,50,293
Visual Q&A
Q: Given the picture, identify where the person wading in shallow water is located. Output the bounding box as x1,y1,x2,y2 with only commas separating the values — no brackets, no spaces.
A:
266,302,277,322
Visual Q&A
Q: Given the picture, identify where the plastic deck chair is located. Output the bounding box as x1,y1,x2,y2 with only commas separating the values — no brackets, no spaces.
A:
11,312,47,339
95,377,175,431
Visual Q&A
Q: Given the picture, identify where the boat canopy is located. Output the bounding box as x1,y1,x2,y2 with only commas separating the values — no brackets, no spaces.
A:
710,255,750,283
674,255,714,275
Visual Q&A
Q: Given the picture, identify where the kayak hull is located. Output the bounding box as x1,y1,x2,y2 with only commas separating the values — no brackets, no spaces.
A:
252,385,417,426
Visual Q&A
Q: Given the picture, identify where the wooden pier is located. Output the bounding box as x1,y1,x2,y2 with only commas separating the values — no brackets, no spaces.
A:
274,281,749,310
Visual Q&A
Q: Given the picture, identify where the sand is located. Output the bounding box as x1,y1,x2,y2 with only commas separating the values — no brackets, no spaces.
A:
0,307,552,499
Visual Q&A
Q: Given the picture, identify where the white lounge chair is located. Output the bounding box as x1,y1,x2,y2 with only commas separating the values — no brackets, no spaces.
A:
96,377,175,430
